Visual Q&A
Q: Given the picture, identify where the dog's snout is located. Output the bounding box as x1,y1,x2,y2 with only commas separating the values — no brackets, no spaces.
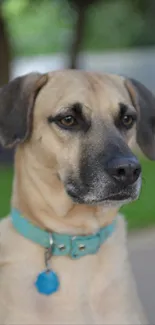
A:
106,157,141,185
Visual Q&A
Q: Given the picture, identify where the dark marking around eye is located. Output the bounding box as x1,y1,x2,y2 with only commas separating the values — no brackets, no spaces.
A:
115,103,137,130
70,102,82,115
47,102,91,133
119,103,128,115
47,116,54,123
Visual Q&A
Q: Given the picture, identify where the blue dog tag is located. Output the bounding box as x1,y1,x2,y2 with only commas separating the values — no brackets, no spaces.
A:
35,270,60,295
35,236,60,296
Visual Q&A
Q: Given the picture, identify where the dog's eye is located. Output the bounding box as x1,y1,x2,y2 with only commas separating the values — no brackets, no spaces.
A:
121,114,135,129
58,115,77,128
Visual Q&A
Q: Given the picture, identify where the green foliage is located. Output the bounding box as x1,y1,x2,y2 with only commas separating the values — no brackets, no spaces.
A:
2,0,72,55
3,0,29,16
84,0,145,51
1,0,155,56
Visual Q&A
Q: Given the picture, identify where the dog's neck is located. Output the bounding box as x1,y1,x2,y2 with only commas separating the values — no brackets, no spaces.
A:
12,147,118,235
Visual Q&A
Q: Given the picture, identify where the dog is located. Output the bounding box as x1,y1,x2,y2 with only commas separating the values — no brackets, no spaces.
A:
0,70,154,325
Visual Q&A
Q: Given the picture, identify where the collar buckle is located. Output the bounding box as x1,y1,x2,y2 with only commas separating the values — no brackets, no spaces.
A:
70,232,101,259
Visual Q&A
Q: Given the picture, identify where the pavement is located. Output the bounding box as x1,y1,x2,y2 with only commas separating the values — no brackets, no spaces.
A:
129,229,155,325
12,48,155,93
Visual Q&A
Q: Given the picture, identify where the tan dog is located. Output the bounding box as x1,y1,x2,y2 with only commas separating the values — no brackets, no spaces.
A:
0,70,154,325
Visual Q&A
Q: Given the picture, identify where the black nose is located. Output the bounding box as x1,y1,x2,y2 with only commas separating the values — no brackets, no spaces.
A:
106,157,141,185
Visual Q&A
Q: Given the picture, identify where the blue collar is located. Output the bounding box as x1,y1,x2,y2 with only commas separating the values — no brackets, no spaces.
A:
11,208,116,260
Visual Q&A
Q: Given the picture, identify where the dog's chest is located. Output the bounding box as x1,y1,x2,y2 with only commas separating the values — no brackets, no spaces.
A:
0,218,144,324
0,247,116,324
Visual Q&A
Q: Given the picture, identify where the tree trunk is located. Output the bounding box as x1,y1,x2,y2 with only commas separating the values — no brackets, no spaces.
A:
0,6,10,87
148,0,155,29
69,6,87,69
0,6,13,164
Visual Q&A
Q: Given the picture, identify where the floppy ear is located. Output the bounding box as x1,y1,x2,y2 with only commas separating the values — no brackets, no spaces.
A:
0,72,48,148
124,78,155,160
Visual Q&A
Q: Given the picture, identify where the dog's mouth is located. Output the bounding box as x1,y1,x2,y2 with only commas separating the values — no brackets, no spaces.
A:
66,186,138,205
71,194,131,204
99,193,130,202
65,175,141,206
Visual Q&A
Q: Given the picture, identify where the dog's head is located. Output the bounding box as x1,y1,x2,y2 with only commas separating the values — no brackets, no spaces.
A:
0,70,155,208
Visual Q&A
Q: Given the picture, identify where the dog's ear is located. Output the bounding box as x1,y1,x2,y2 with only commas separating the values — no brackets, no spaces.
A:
125,78,155,160
0,72,48,148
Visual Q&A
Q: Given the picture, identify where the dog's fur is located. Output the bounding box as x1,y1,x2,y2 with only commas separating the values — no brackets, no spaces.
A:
0,70,155,324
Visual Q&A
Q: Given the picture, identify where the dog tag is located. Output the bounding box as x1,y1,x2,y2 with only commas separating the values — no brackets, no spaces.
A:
35,235,60,295
35,269,60,295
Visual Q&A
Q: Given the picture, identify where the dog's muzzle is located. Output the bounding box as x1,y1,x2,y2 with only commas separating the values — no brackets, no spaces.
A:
65,153,142,205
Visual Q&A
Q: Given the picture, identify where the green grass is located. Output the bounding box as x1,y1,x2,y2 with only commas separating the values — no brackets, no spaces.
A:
121,156,155,230
0,166,13,218
0,158,155,231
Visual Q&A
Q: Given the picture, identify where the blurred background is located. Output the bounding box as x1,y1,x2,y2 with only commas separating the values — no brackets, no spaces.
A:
0,0,155,321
